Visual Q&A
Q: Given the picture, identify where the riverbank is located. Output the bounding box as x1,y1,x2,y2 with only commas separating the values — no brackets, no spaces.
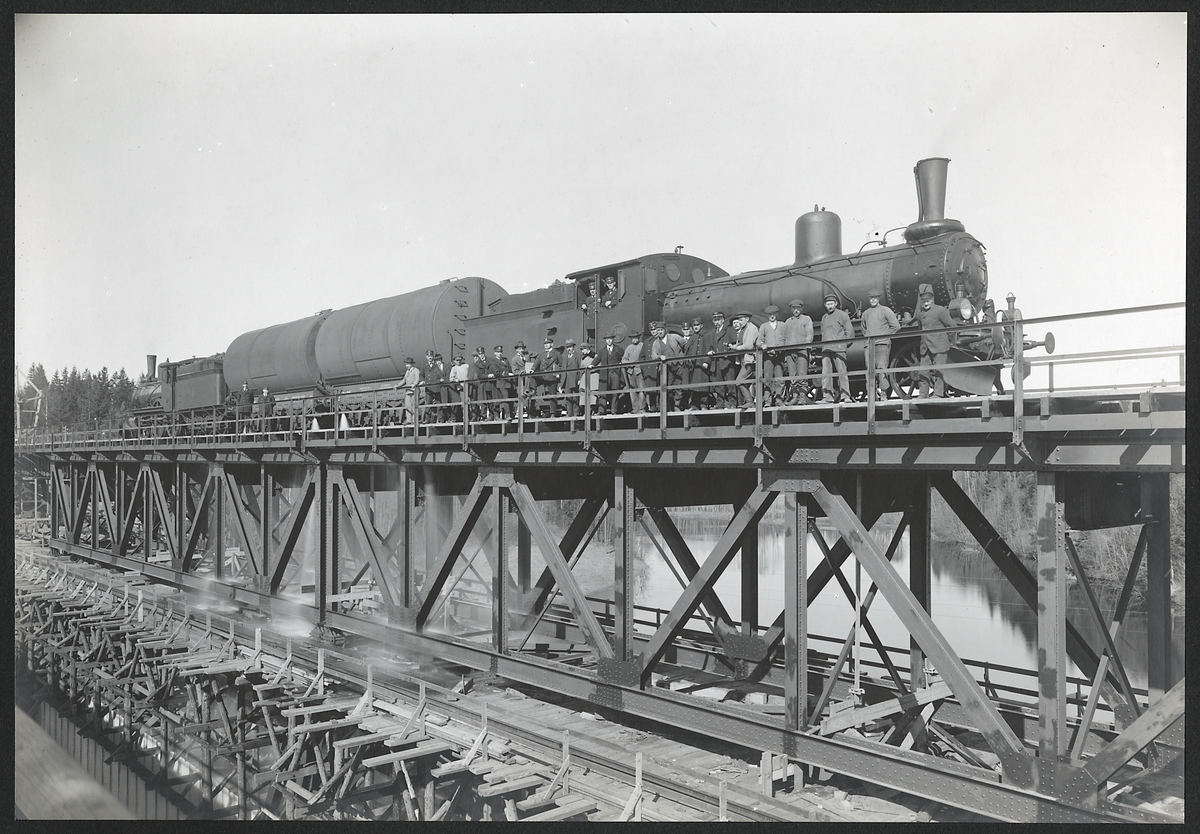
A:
932,472,1185,617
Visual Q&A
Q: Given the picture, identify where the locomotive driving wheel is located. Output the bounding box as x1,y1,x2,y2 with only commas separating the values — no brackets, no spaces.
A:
889,342,921,399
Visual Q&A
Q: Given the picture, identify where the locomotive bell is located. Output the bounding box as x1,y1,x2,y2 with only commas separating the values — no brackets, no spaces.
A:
794,205,842,266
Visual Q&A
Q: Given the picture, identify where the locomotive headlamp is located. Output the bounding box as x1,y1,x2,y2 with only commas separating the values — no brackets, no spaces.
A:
957,297,974,320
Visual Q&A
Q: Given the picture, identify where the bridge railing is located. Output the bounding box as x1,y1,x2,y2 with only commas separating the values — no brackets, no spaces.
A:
14,303,1185,452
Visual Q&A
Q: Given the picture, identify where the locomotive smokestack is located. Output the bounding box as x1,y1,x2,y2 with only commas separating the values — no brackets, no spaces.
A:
904,157,965,243
914,157,949,222
146,355,157,380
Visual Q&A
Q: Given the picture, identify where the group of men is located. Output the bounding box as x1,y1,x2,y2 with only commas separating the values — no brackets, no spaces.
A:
224,381,276,433
395,337,603,423
386,282,963,424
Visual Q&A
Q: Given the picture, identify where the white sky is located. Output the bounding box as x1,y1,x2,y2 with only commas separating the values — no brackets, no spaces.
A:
15,13,1187,384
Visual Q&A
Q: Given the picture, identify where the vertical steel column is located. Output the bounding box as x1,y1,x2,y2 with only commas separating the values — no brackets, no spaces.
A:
1037,470,1066,760
493,487,508,653
517,516,532,593
740,495,759,635
1141,473,1174,699
50,460,58,540
114,466,125,556
176,466,186,565
399,465,413,607
70,465,77,537
613,469,636,662
784,493,809,730
143,465,153,562
322,465,336,619
89,463,98,548
212,468,224,579
910,474,932,689
260,464,272,584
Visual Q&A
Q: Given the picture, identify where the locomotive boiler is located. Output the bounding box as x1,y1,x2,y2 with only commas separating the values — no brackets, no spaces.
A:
660,157,998,394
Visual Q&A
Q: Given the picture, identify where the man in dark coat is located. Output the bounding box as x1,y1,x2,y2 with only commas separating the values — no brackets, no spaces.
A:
470,347,492,419
559,338,581,416
915,282,955,397
236,381,254,433
689,317,715,409
257,387,276,433
597,331,624,414
708,311,736,408
424,351,446,421
531,336,562,417
486,344,513,419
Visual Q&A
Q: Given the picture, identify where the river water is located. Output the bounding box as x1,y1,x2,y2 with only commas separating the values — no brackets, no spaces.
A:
633,503,1184,700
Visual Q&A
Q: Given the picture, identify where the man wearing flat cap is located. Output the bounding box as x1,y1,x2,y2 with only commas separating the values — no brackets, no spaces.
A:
819,294,854,403
915,283,954,397
782,299,814,404
756,305,786,406
727,311,759,407
861,288,901,399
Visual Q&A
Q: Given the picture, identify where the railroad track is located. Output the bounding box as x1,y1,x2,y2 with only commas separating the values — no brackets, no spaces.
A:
16,545,1177,824
15,548,862,822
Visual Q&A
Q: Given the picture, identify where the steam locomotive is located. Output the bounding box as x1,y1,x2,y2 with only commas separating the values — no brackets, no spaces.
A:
133,158,1037,423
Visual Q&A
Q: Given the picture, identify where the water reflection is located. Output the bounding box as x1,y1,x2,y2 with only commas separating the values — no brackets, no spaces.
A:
638,508,1184,695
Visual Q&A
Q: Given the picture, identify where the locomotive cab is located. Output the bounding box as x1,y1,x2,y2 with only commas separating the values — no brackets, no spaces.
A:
566,253,729,347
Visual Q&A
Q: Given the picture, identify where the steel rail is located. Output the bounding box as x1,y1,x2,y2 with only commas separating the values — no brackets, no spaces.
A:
15,553,835,822
29,543,1178,824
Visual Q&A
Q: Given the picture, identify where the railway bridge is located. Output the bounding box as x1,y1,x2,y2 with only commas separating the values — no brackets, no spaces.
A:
14,305,1186,822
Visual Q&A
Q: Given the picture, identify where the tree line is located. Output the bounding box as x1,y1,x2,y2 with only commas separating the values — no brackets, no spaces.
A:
16,363,141,431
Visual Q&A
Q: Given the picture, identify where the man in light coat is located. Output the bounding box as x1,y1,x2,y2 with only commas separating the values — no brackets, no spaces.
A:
728,311,760,407
621,331,647,413
860,288,901,399
782,299,814,405
819,294,854,403
755,305,786,406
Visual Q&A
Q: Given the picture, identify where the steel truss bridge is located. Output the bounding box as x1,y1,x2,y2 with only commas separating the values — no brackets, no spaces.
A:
13,306,1186,822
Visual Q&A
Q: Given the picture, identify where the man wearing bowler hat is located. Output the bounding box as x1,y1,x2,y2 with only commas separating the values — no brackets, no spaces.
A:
782,299,814,404
819,294,854,403
860,288,901,399
916,283,955,398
